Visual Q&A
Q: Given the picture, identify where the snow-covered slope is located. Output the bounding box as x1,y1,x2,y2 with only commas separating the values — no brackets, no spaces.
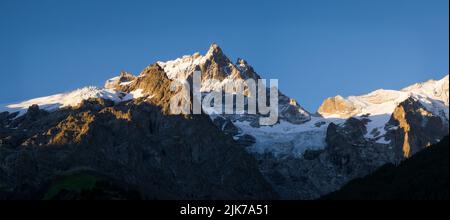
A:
316,75,449,144
157,52,204,81
234,116,345,157
402,75,449,105
1,44,447,158
0,86,140,116
1,44,448,200
156,43,263,93
155,43,311,125
318,75,449,119
233,75,448,156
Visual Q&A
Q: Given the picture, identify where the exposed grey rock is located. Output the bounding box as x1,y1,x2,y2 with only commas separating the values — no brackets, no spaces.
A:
235,134,256,147
104,71,137,90
0,67,277,200
254,117,397,199
252,96,448,199
211,115,239,137
1,45,447,201
385,97,449,159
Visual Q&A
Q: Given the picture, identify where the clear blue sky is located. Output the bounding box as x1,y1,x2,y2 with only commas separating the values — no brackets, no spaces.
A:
0,0,448,111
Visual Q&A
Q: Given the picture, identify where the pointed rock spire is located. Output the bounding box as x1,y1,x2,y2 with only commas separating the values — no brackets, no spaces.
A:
206,43,222,55
236,58,248,66
204,43,230,63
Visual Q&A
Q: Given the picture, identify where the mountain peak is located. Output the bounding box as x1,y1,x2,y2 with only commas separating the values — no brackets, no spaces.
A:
205,42,227,60
208,42,220,51
236,58,247,66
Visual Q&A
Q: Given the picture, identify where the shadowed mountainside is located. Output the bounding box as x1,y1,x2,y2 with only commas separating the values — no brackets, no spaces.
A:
0,64,276,200
322,135,449,200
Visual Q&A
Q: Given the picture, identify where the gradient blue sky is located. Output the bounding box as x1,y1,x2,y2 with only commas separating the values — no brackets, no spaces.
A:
0,0,448,111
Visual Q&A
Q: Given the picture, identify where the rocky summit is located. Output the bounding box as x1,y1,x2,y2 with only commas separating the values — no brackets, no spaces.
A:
0,44,448,199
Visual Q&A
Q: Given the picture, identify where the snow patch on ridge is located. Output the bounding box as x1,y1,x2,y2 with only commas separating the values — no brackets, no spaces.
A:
0,86,129,116
320,74,449,120
317,74,449,145
157,53,204,80
234,117,345,157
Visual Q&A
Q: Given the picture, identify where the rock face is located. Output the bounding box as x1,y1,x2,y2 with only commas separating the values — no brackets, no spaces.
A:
0,64,276,200
198,43,240,81
386,97,448,158
155,43,311,126
318,75,449,120
104,71,137,90
254,117,396,199
258,79,448,199
322,136,449,200
316,75,449,157
0,44,448,200
240,75,448,199
255,77,448,199
318,96,359,118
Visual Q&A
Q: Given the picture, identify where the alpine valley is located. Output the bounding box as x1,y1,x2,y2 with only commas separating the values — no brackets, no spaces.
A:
0,44,448,199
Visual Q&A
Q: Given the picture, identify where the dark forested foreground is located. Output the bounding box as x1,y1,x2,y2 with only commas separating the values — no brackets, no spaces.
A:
323,135,449,200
